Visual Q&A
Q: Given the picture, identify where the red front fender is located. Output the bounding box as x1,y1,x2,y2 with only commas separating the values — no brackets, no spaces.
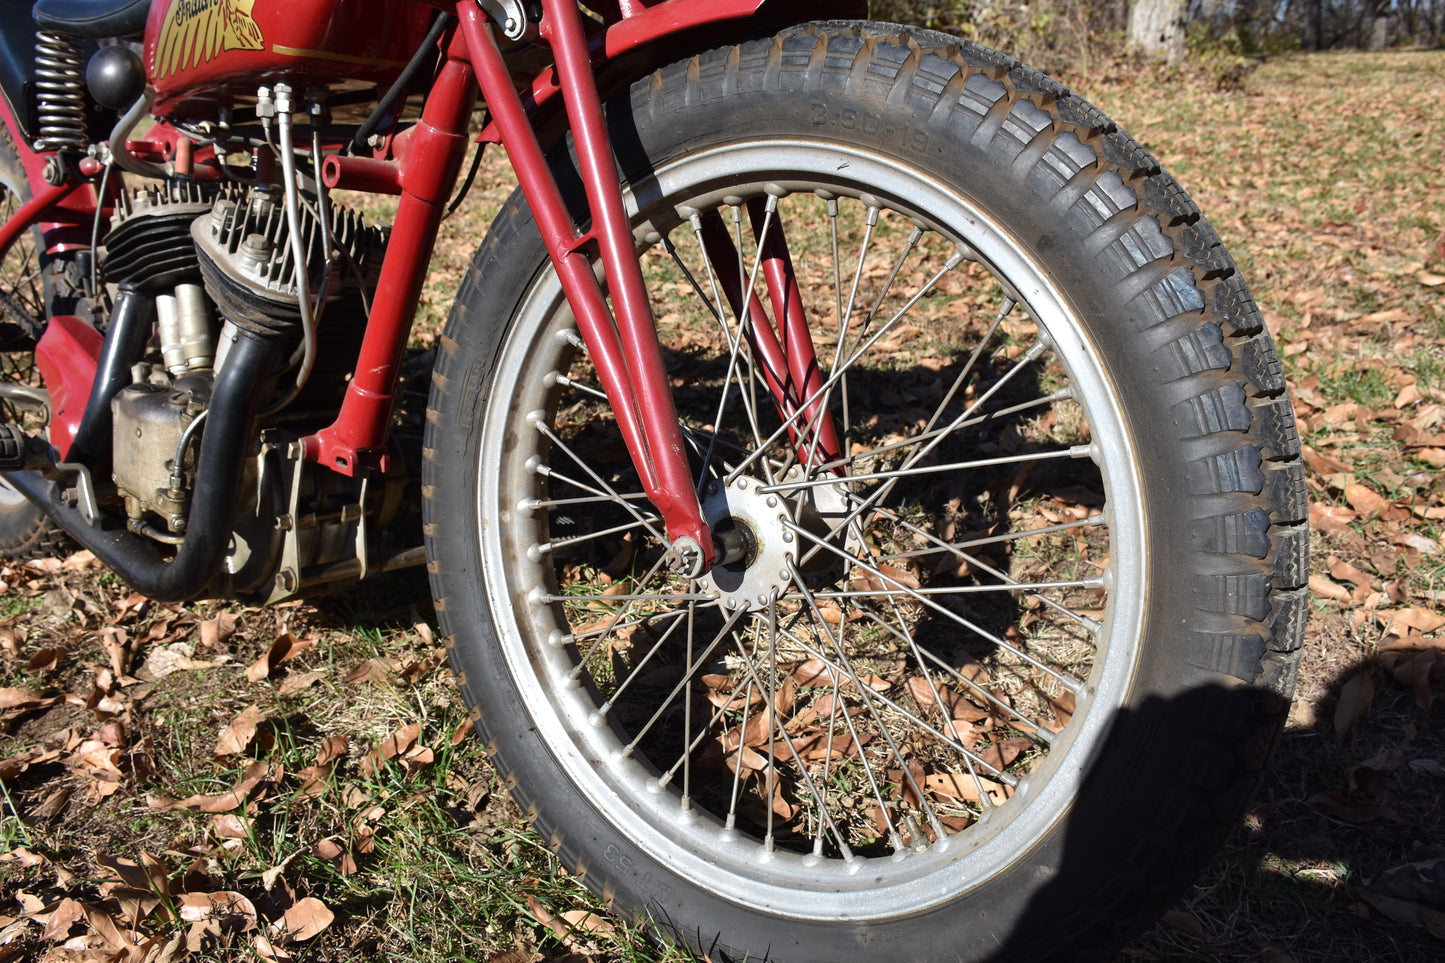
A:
478,0,870,144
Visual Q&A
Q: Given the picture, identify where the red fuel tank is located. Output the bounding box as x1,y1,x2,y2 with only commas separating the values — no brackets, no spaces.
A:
144,0,434,112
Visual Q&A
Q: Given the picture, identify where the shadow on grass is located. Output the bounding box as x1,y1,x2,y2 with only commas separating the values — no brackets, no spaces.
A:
1116,658,1445,962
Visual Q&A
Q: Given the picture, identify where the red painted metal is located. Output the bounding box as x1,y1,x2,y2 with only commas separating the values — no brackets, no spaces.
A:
749,200,841,467
601,0,764,57
321,155,402,195
35,315,105,460
697,212,839,467
476,0,770,145
301,25,477,475
144,0,432,113
0,96,102,254
0,180,87,265
539,0,708,560
126,122,226,182
461,1,711,562
0,0,852,568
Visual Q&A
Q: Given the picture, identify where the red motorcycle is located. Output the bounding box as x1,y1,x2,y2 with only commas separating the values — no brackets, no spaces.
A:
0,1,1307,959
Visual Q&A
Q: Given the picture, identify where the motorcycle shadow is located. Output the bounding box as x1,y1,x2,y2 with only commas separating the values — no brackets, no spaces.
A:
1112,655,1445,962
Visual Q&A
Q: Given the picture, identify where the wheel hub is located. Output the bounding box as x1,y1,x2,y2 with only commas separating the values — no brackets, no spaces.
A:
698,475,795,610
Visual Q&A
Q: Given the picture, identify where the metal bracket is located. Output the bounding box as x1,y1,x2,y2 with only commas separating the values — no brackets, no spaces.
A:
51,459,100,527
478,0,532,40
268,440,309,602
0,382,51,416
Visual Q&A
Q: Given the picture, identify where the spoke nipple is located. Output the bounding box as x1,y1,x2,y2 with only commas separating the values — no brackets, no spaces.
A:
587,711,606,728
526,544,548,563
547,630,569,648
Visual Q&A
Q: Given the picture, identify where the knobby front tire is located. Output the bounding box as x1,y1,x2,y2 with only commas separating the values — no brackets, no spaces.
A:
423,22,1306,963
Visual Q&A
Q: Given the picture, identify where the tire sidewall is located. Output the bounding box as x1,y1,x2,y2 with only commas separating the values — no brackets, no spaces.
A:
427,23,1292,962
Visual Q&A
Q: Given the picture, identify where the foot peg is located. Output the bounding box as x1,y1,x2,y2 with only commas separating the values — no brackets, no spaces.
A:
0,424,28,470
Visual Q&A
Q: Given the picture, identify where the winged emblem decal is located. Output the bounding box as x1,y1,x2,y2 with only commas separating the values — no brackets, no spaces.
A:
153,0,265,80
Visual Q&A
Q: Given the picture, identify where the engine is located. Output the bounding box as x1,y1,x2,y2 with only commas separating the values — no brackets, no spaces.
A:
99,181,418,601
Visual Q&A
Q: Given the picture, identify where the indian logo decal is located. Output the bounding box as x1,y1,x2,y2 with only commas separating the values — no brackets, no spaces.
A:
153,0,265,80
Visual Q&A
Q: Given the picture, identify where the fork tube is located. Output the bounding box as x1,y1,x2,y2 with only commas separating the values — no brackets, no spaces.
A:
459,2,711,564
697,213,841,470
748,199,842,467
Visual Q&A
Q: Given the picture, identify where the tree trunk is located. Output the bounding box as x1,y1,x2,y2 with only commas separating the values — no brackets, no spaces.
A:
1368,14,1390,48
1303,0,1323,50
1129,0,1189,62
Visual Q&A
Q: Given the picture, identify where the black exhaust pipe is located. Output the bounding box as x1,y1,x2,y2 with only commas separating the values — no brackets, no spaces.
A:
65,285,155,466
6,328,280,602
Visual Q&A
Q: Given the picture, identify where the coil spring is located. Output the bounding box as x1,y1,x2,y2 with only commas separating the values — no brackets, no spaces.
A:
33,31,87,152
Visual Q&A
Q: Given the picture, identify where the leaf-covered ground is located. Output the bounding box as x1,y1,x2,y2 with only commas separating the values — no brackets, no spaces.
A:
2,49,1443,963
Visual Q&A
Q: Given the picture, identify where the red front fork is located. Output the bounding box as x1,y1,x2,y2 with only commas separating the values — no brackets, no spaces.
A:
459,0,715,567
697,204,841,468
314,1,844,572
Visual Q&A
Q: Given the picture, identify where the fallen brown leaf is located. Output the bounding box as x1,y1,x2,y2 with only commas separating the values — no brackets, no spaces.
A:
1309,574,1352,603
926,771,1004,805
1159,909,1204,938
177,890,258,924
37,897,84,942
1307,790,1400,823
99,626,132,678
0,686,56,709
148,760,270,813
344,658,397,685
272,897,333,943
198,612,238,648
1360,858,1445,937
277,669,327,695
362,722,423,776
1309,502,1358,537
247,632,316,684
1334,670,1375,741
141,641,225,679
215,704,269,758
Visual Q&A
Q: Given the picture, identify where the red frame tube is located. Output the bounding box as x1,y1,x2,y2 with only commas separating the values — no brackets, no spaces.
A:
748,200,841,468
0,180,86,262
697,211,841,470
459,1,711,564
301,25,478,474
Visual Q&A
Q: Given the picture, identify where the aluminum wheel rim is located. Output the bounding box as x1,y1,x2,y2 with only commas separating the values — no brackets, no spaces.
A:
474,140,1146,920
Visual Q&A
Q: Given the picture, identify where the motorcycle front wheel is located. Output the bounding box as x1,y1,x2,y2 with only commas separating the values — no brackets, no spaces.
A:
424,22,1307,962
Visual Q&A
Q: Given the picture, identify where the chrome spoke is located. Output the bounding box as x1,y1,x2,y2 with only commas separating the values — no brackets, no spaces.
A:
784,519,1086,693
494,174,1128,877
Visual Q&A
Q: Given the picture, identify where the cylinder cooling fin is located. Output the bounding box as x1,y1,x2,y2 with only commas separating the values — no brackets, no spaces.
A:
191,188,385,340
103,183,220,290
